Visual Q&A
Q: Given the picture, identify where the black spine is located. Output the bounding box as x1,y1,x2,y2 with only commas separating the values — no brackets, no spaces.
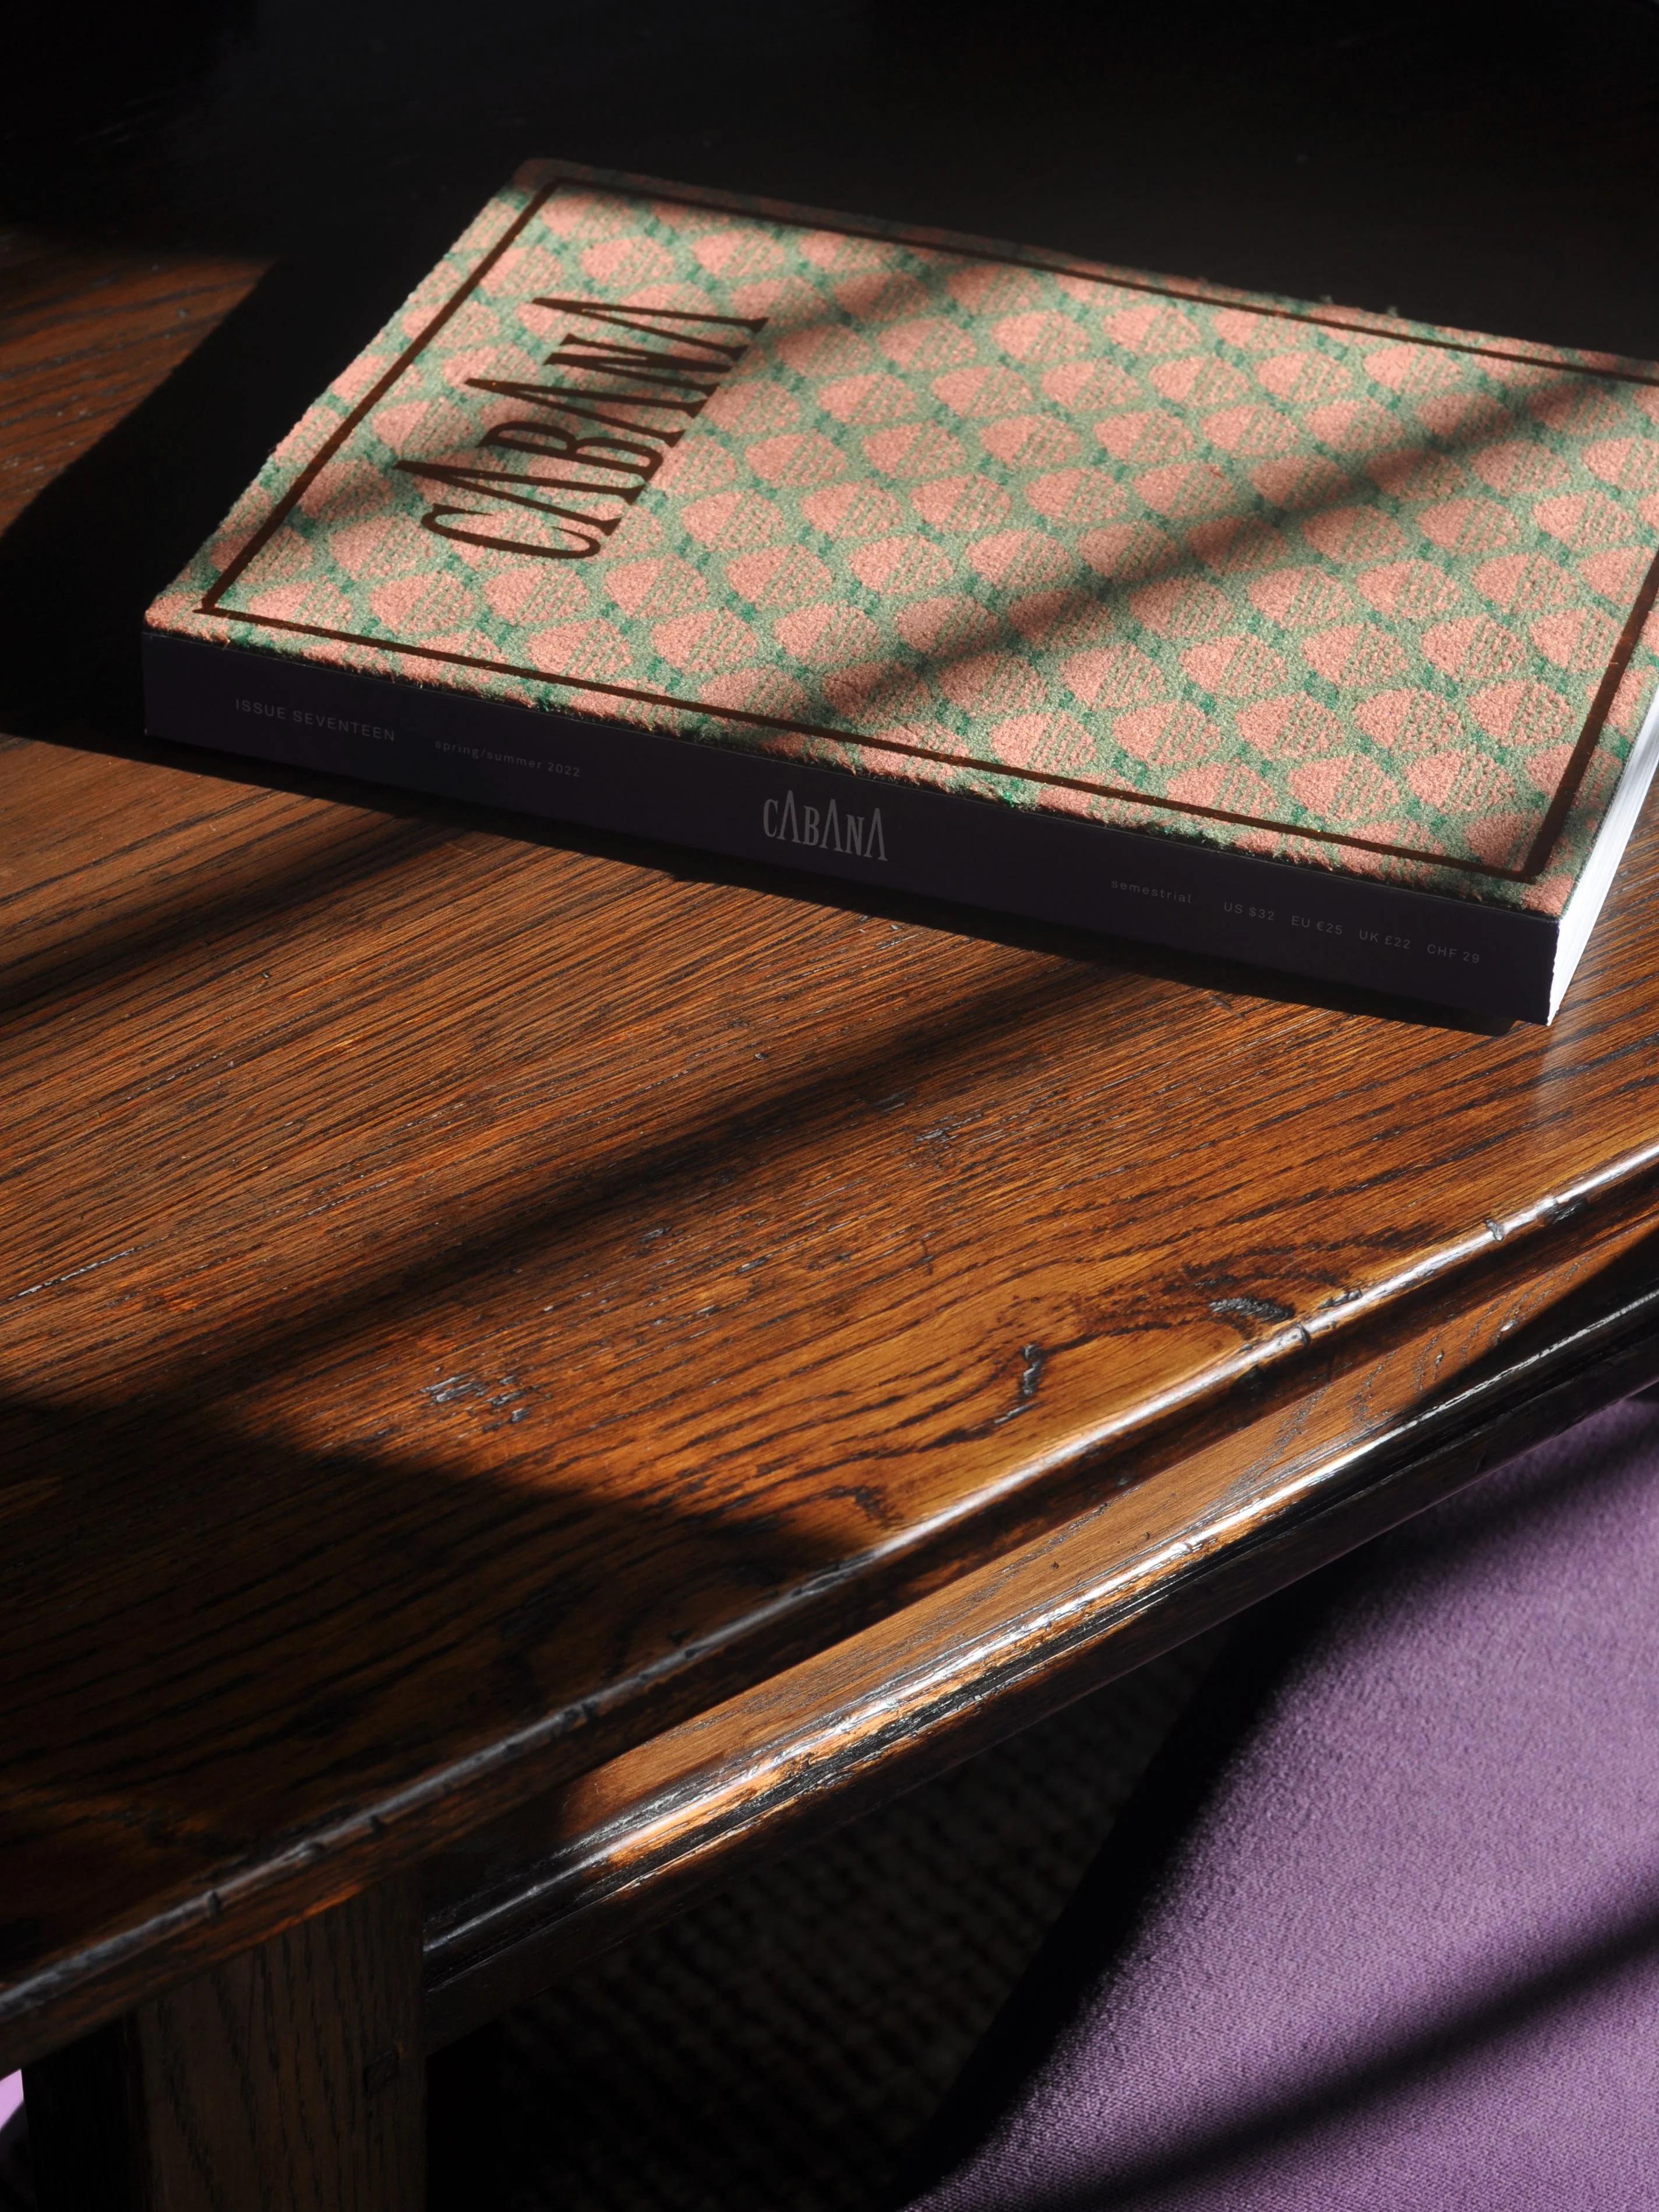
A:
142,630,1556,1022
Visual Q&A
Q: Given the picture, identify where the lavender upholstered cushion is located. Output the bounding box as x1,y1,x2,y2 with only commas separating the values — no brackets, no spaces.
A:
910,1397,1659,2211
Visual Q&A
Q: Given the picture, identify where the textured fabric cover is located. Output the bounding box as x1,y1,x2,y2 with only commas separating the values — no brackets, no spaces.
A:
910,1396,1659,2211
147,165,1659,913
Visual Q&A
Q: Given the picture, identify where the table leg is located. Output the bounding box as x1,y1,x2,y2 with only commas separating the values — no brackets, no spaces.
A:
23,1875,425,2211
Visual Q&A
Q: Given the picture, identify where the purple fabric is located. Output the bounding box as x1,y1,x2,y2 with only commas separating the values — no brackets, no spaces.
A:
912,1398,1659,2211
0,2077,16,2134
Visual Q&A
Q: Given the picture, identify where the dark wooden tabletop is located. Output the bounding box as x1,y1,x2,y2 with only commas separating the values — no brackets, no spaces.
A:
10,9,1659,2202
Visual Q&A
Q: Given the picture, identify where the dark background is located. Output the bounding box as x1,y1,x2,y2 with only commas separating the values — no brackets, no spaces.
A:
9,0,1659,351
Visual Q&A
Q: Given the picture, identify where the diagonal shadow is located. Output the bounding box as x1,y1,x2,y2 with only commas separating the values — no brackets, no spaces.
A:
0,239,1575,1545
1001,1883,1659,2210
0,707,1510,1053
0,806,460,1025
0,244,474,741
906,1412,1659,2209
0,242,1560,1071
241,271,1606,863
1,221,1607,830
29,954,1117,1424
0,1373,846,1994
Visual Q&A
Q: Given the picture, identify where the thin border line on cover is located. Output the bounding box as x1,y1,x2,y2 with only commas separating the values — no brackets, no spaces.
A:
195,163,1659,888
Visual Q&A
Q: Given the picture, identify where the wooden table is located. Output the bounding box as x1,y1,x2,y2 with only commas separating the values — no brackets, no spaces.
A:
8,227,1659,2210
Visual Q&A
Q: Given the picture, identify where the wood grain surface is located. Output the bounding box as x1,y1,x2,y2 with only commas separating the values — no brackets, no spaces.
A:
421,1194,1659,2045
8,232,1659,2080
0,228,261,535
24,1876,425,2211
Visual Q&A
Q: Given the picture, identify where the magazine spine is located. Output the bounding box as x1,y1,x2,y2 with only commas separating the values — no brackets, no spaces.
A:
142,629,1556,1022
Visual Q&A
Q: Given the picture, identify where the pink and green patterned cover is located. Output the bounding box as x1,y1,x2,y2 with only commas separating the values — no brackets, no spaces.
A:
148,161,1659,916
